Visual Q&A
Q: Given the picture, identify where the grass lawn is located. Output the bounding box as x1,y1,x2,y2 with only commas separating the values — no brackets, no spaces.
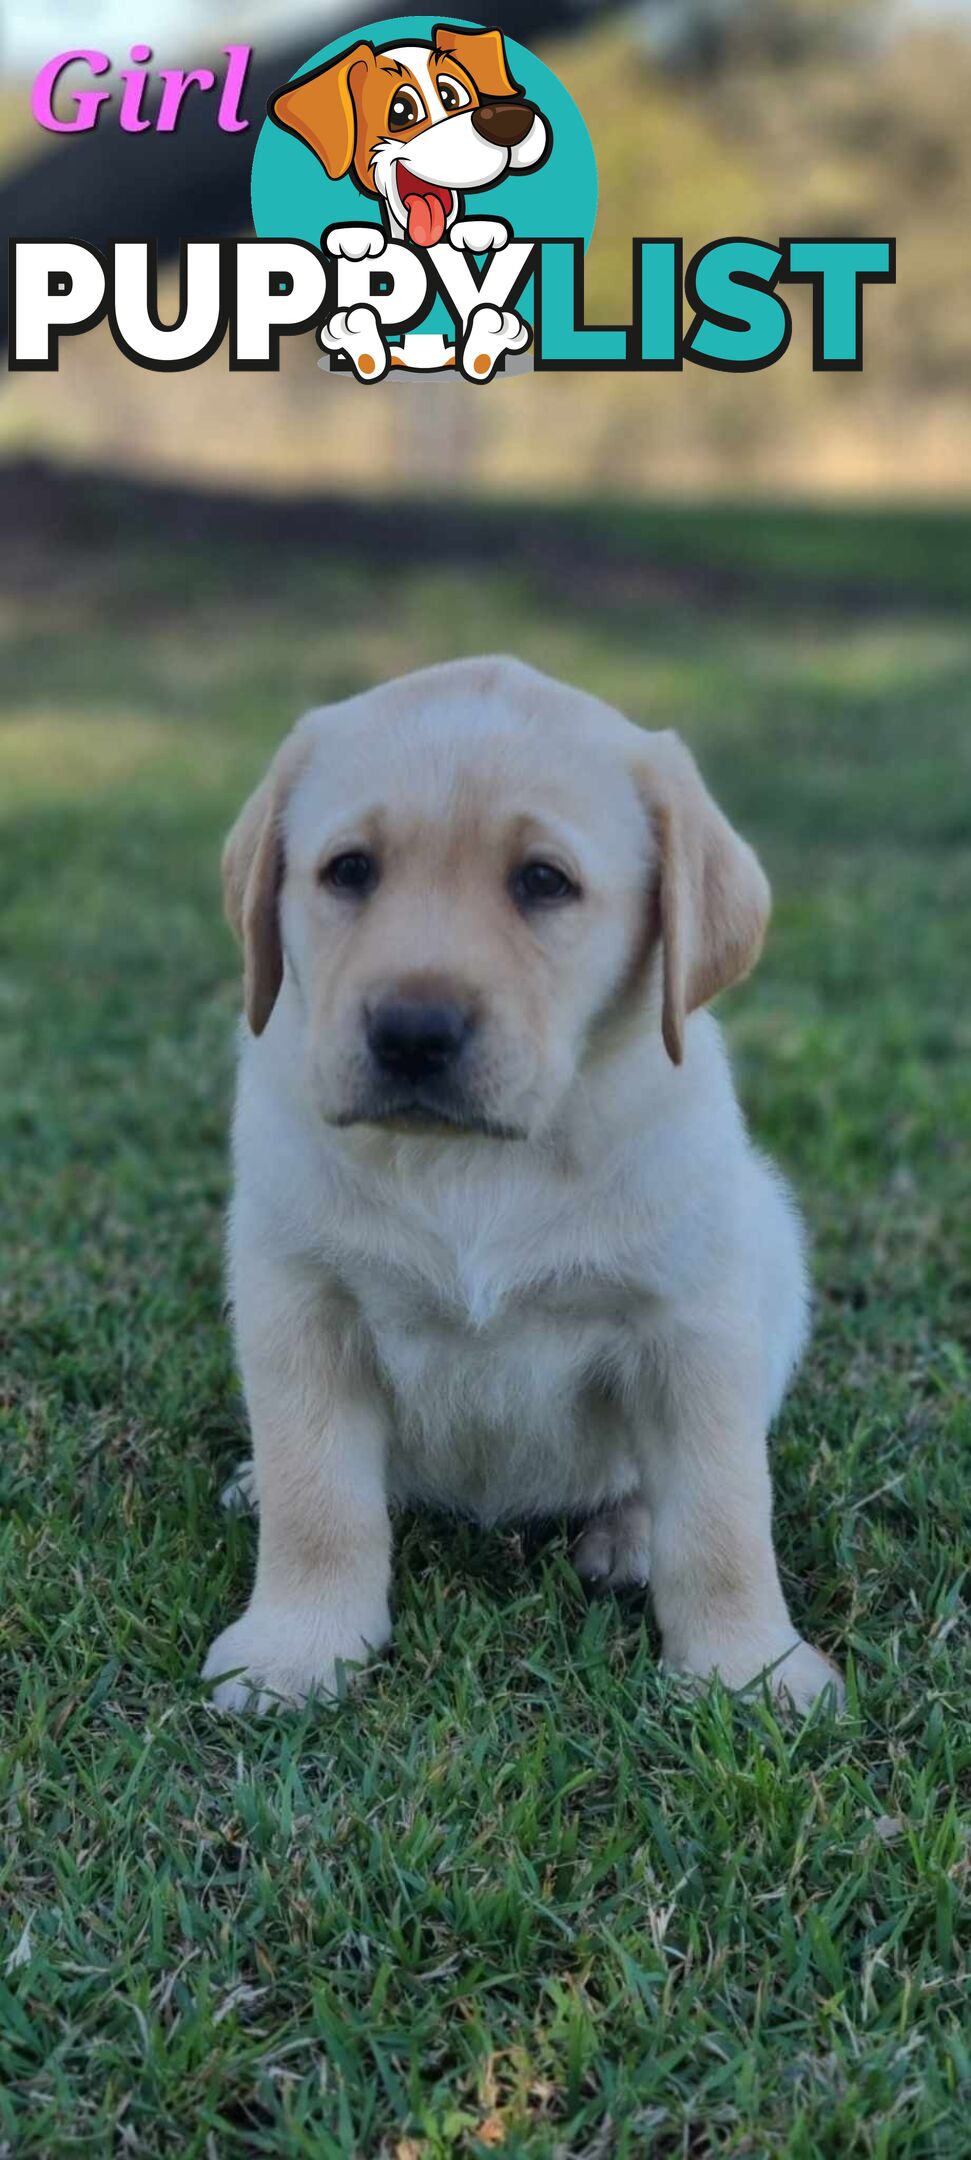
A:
1,494,969,2156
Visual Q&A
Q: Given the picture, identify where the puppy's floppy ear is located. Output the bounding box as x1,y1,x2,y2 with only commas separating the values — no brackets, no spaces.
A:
222,738,306,1037
637,732,770,1067
433,24,522,99
269,43,376,180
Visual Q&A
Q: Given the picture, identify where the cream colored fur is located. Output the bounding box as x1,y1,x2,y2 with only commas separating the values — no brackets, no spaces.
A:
204,657,842,1715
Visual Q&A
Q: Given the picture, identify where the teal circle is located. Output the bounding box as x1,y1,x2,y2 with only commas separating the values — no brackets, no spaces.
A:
251,14,597,340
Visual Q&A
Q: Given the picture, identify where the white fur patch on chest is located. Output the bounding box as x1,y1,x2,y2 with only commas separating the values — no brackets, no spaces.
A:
342,1235,647,1522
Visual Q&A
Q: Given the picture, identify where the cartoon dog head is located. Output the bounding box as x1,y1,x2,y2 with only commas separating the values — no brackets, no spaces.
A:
269,24,551,246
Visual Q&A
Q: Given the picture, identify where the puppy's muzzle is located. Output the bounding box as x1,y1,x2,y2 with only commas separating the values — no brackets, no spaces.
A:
471,100,537,149
366,996,473,1086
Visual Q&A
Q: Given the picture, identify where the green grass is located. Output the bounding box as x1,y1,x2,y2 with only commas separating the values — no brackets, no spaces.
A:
1,500,969,2157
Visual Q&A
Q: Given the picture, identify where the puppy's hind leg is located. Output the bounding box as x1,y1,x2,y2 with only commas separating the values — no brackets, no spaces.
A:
221,1459,258,1515
572,1498,652,1591
460,304,530,382
318,305,389,382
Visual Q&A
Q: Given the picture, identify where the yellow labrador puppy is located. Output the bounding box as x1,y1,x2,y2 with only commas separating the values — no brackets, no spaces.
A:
205,657,841,1714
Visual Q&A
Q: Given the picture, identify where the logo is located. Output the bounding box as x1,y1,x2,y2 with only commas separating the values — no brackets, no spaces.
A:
8,18,895,378
252,15,594,382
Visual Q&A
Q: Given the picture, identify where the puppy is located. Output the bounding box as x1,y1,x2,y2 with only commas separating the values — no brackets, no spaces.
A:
270,25,549,380
205,658,842,1716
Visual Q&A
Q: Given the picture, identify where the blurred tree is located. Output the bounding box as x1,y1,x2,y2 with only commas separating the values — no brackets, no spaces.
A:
635,0,882,76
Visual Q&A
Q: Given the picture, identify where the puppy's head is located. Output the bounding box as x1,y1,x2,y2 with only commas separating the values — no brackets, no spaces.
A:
269,27,550,246
223,659,769,1141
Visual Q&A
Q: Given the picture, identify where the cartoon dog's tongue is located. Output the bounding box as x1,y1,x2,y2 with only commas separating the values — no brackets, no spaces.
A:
406,193,446,247
399,173,451,248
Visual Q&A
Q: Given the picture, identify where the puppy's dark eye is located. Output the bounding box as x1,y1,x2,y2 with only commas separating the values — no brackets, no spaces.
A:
514,862,578,906
388,89,423,130
437,75,470,114
322,851,377,894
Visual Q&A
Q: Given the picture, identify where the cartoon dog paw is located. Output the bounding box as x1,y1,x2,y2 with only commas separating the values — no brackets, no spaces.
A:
324,224,386,262
449,217,512,255
318,305,389,382
460,303,531,382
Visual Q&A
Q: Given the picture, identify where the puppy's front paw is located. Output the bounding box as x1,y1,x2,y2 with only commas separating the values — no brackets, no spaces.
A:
768,1637,845,1714
325,224,385,262
449,217,511,254
671,1630,844,1713
203,1597,390,1714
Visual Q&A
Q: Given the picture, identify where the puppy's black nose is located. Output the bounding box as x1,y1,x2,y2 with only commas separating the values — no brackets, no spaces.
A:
367,998,471,1084
471,100,536,149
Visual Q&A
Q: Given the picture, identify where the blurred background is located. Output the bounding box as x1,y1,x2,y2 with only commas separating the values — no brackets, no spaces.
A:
2,0,971,493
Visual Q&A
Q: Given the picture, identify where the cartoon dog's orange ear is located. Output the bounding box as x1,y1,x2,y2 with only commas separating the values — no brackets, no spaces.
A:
433,24,523,100
269,43,376,180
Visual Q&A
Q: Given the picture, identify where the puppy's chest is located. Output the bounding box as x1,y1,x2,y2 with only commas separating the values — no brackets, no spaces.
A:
338,1210,647,1520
